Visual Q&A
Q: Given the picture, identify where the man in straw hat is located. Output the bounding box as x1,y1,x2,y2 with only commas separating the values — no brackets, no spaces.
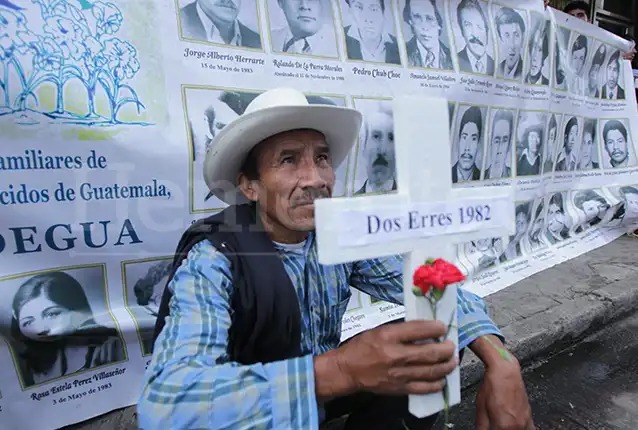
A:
139,87,534,429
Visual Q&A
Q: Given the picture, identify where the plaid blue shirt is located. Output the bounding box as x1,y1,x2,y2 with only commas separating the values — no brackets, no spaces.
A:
138,233,502,429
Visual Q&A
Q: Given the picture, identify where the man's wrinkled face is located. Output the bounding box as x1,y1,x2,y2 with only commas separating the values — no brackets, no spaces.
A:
499,22,522,69
491,118,511,170
364,110,395,185
458,120,480,170
571,47,586,76
409,0,440,51
530,31,544,76
460,6,487,58
625,192,638,214
581,130,594,167
589,63,600,89
581,199,606,222
243,129,334,232
567,8,588,22
605,128,628,165
607,61,619,88
279,0,324,38
566,122,578,154
199,0,241,24
350,0,384,41
547,202,565,234
528,130,541,155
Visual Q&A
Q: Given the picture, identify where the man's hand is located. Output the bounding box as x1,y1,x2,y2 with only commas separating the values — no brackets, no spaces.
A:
471,336,535,430
623,49,636,62
544,0,550,9
314,320,457,399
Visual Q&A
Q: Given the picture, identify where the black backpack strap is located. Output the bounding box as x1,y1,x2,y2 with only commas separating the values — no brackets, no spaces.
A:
152,204,302,365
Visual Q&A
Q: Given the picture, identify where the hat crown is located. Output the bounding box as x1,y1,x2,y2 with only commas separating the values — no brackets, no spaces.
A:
245,87,309,115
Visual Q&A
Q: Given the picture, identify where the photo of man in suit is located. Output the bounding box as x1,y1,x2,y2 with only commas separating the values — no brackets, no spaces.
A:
484,109,514,180
495,6,526,80
579,119,599,170
342,0,401,64
569,34,588,95
586,44,606,98
178,0,262,48
452,105,483,183
269,0,339,58
525,15,549,85
602,119,633,169
542,114,559,174
555,116,579,172
455,0,494,75
354,101,396,194
602,50,626,100
402,0,454,70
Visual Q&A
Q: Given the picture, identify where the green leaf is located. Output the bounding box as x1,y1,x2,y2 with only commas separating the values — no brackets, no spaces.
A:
412,286,424,296
431,288,445,302
425,258,436,265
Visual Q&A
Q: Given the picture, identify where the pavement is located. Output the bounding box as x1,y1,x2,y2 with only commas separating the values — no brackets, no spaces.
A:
64,235,638,430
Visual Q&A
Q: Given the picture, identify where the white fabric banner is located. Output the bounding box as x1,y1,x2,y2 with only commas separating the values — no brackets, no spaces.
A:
0,0,637,428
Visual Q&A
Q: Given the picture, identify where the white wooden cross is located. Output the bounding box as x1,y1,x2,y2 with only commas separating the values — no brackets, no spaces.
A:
314,96,516,418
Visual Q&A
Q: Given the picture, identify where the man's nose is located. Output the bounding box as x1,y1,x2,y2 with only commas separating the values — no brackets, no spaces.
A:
299,163,327,188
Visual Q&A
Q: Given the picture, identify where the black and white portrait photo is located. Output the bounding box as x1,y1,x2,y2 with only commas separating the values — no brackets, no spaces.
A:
500,201,531,262
542,113,561,174
493,5,527,81
553,26,570,91
515,111,546,177
1,266,125,389
609,185,638,226
451,104,485,183
177,0,262,49
267,0,339,58
460,237,504,273
586,42,606,98
545,191,571,244
340,0,401,64
555,116,581,172
123,258,173,356
525,13,549,85
601,118,635,169
400,0,454,70
185,87,350,211
579,119,600,170
484,108,515,180
571,189,611,234
602,49,626,100
451,0,495,76
568,33,588,96
522,199,547,253
352,98,396,195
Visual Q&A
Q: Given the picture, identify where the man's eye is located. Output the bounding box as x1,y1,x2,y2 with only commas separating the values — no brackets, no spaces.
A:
282,156,294,164
317,154,329,162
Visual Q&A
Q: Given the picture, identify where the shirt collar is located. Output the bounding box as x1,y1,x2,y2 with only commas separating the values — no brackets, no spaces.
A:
282,26,328,52
196,2,242,45
416,38,439,66
465,46,486,72
521,148,540,165
504,57,520,78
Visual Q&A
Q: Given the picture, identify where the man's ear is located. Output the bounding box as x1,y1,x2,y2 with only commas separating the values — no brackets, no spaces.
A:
237,173,259,202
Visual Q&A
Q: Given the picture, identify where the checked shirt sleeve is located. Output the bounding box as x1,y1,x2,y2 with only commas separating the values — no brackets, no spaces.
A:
137,240,319,430
350,256,503,350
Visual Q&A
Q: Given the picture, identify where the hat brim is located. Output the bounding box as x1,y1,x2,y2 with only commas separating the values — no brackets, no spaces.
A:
203,104,363,205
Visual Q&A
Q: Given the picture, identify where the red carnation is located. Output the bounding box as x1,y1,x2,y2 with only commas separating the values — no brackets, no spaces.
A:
412,258,466,297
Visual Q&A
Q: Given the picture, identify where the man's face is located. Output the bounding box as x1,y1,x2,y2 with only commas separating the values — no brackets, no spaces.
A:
243,129,334,233
589,63,600,89
474,238,492,252
607,61,619,88
458,120,480,170
199,0,241,24
499,21,522,69
528,130,541,155
530,211,544,240
279,0,324,38
364,110,395,185
547,202,565,233
515,211,529,237
459,6,487,58
581,199,605,222
349,0,384,41
571,47,586,76
581,131,593,167
409,0,440,51
605,128,628,164
491,118,511,169
625,192,638,214
567,8,589,22
566,122,578,154
530,31,543,76
546,125,557,158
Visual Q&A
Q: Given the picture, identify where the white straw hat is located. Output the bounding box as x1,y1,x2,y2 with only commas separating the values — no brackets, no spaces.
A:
203,87,362,204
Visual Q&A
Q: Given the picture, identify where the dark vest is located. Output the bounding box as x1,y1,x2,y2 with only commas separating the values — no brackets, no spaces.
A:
152,204,302,365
